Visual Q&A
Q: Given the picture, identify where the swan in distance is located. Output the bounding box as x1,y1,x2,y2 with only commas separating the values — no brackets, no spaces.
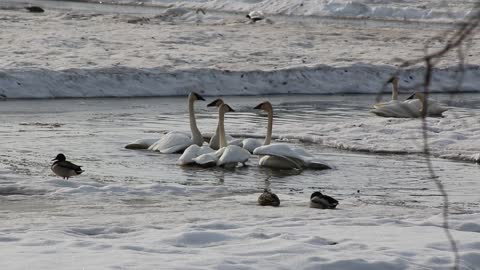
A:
252,101,331,170
371,92,447,118
246,11,265,22
148,92,205,153
207,98,262,153
372,76,400,109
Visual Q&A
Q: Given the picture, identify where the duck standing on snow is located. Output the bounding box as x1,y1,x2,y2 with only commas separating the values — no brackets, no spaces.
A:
246,11,265,23
258,189,280,207
309,191,338,209
51,153,84,180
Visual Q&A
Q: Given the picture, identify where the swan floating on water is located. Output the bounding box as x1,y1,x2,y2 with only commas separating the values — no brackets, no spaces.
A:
371,92,447,118
372,76,400,109
148,92,205,153
207,98,262,153
206,98,239,150
192,104,250,168
309,191,338,209
51,153,84,180
252,101,331,170
246,11,265,23
258,189,280,207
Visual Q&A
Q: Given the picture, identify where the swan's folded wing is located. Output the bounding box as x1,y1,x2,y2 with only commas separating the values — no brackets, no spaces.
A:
149,132,192,153
125,138,159,149
370,101,421,118
217,145,250,166
177,145,201,165
193,152,218,167
242,138,262,153
253,144,304,160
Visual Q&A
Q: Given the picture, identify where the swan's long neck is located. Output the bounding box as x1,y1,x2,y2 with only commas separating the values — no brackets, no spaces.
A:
416,93,427,117
188,97,203,146
218,108,227,148
392,80,398,101
264,109,273,146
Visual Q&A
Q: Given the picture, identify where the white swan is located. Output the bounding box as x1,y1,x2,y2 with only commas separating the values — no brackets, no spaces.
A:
246,11,265,23
207,98,261,153
177,144,214,166
372,76,400,109
252,101,331,170
371,92,447,118
148,92,205,153
194,104,250,168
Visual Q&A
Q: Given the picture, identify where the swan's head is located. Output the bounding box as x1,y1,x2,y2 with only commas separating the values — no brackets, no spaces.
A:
207,98,224,108
253,101,272,112
52,153,66,162
189,92,206,102
310,191,323,199
219,103,235,113
387,76,399,84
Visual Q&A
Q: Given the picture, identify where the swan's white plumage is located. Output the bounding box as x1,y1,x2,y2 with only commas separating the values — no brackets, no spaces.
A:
253,101,331,170
371,98,447,118
241,138,263,153
254,144,331,170
148,92,204,153
177,145,214,165
217,145,250,167
149,131,194,153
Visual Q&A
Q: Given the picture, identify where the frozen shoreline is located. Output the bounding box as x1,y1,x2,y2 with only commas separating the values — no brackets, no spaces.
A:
2,64,480,99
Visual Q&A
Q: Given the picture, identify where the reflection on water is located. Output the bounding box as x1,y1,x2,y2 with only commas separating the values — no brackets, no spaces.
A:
0,94,479,211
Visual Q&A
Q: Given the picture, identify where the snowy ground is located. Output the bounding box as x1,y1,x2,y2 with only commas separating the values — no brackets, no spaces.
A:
1,0,480,98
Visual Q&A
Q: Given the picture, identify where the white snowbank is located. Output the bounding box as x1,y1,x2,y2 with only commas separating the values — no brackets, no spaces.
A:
142,0,475,22
1,65,480,99
1,5,479,99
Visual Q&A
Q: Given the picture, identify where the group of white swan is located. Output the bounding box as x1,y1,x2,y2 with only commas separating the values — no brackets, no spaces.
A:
126,82,448,169
370,76,448,118
125,92,331,170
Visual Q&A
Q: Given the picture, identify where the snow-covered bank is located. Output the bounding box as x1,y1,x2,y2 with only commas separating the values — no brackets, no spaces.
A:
2,5,480,98
1,64,480,99
39,0,477,23
158,0,476,22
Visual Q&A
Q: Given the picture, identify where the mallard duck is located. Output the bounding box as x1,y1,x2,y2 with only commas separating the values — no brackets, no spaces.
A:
310,191,338,209
51,153,84,180
25,6,45,13
258,189,280,207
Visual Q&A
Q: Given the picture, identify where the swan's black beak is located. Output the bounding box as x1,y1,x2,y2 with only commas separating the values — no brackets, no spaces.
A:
406,93,416,100
207,99,221,107
51,158,57,161
387,77,395,83
195,93,206,101
253,103,263,109
225,104,235,112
